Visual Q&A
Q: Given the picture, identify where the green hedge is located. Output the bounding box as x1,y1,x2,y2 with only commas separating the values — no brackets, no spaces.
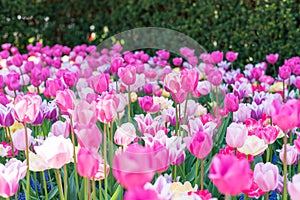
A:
1,0,299,68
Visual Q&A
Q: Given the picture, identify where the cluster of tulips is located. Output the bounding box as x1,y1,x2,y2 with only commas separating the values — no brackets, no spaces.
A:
0,41,300,200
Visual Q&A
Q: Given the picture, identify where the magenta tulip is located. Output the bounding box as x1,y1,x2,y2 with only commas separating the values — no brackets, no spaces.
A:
118,65,136,85
185,131,213,159
266,54,279,64
224,93,239,112
55,89,76,115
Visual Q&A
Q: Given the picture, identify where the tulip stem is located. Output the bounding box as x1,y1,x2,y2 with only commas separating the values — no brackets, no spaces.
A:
63,165,68,200
69,115,79,195
195,158,199,186
172,165,177,181
99,180,102,200
6,127,14,157
225,194,230,200
183,93,189,125
55,169,64,200
283,80,285,102
23,123,30,200
266,145,270,163
283,131,288,200
42,171,49,200
265,192,269,200
92,179,96,200
175,103,179,136
127,85,131,122
244,194,248,200
200,159,204,190
103,123,108,200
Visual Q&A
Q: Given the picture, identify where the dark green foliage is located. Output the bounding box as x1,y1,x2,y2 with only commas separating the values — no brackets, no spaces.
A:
0,0,299,67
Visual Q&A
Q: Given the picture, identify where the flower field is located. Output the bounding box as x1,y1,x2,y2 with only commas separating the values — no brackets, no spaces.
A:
0,42,300,200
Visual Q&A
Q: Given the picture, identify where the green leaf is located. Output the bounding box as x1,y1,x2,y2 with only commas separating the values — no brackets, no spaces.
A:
110,184,122,200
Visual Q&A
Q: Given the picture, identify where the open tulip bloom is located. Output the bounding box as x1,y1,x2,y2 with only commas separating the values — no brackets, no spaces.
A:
0,42,300,200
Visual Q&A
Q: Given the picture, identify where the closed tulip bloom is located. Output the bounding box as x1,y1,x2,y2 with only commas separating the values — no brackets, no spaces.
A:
288,173,300,200
173,57,183,66
237,135,268,156
278,144,298,165
55,89,76,115
224,93,239,112
63,71,78,87
114,122,136,146
226,51,238,62
6,72,21,91
34,135,73,169
279,65,291,80
185,131,213,159
270,99,300,132
0,105,14,127
44,78,65,98
14,94,41,124
266,54,279,64
180,69,199,93
211,51,224,64
207,70,223,86
209,154,252,195
0,158,27,198
75,124,102,150
51,119,70,138
226,122,248,148
74,100,97,126
138,96,160,114
77,147,100,179
88,73,110,94
96,92,117,124
113,143,156,189
11,54,23,67
253,162,279,192
118,65,136,86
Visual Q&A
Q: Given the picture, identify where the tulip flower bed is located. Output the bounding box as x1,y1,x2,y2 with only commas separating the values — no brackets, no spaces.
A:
0,42,300,200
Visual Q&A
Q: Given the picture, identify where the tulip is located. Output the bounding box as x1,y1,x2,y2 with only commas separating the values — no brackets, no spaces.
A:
63,71,78,87
209,154,252,196
118,65,136,85
0,158,27,198
55,89,76,115
0,105,14,127
279,65,291,80
6,72,21,91
237,135,268,156
110,57,124,74
34,135,73,169
207,69,222,86
76,147,100,179
124,188,161,200
180,69,199,93
75,124,102,150
253,162,279,192
14,94,42,124
185,131,213,159
266,54,279,64
95,92,117,124
224,93,239,112
74,100,97,125
88,73,110,94
295,76,300,90
173,57,183,66
44,79,65,98
138,96,160,114
11,54,23,67
288,173,300,200
211,51,223,64
295,137,300,153
226,122,248,148
114,122,136,146
156,49,170,60
278,144,298,165
51,119,70,138
226,51,238,62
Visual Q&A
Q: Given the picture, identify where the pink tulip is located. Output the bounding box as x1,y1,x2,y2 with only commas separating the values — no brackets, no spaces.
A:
114,122,136,146
74,100,97,125
270,99,300,132
266,54,279,64
172,57,183,66
279,65,291,80
278,144,298,165
295,76,300,90
0,158,27,198
187,56,198,66
14,94,42,123
138,96,160,114
110,57,124,74
113,143,156,189
253,162,279,192
75,124,102,150
288,173,300,200
6,72,21,91
255,126,279,144
88,73,110,94
124,188,160,200
55,89,76,115
226,122,247,148
44,79,65,98
250,67,263,80
1,43,11,50
77,147,100,179
180,69,199,93
96,92,117,124
226,51,238,62
211,51,224,64
185,131,213,159
11,54,23,67
63,71,78,87
34,135,73,169
180,47,195,58
11,128,33,151
209,154,252,195
207,69,223,86
295,137,300,154
118,65,136,86
224,93,239,112
51,119,70,138
0,105,14,127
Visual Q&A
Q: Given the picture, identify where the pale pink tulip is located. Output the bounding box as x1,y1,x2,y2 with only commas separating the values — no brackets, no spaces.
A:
55,89,76,115
253,162,279,192
288,173,300,200
74,100,97,125
114,122,136,146
226,123,248,148
51,119,70,138
96,92,117,124
118,65,136,85
278,144,298,165
11,128,33,151
75,124,102,150
14,94,42,123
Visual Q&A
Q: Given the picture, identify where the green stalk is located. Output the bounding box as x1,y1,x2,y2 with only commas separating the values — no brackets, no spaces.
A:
42,171,49,200
175,103,179,136
23,123,30,200
283,131,288,200
183,93,189,125
103,123,108,200
265,192,269,200
99,180,102,200
92,179,96,200
194,158,199,186
200,159,204,190
283,80,285,102
84,178,88,200
63,165,68,200
6,127,14,157
69,115,79,194
266,145,270,163
127,85,131,122
55,169,64,200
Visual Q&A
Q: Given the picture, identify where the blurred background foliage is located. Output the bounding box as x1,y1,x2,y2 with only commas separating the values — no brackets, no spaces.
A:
0,0,299,67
